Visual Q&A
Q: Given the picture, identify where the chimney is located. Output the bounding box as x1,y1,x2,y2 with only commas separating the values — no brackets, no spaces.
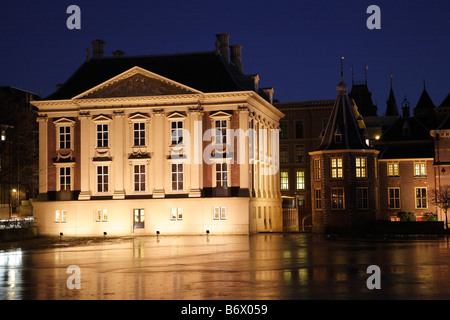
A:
230,45,243,75
112,50,125,57
91,39,105,58
215,33,230,63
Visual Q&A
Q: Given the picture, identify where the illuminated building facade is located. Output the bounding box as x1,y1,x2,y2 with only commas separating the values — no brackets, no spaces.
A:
31,35,284,236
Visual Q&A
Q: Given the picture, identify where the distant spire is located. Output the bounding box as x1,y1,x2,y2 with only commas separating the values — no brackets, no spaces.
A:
390,73,393,88
340,56,344,79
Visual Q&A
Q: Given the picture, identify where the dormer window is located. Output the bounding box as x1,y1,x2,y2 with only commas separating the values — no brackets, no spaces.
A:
334,133,342,143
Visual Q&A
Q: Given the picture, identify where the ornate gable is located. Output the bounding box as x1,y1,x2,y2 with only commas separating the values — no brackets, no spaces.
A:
74,66,202,99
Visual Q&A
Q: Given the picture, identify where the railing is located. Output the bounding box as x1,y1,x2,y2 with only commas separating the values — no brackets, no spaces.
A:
0,218,35,229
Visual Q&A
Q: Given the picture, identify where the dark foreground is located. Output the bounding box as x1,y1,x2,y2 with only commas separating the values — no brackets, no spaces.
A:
1,233,450,300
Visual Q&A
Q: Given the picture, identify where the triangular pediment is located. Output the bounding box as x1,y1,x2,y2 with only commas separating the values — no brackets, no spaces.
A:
74,66,202,99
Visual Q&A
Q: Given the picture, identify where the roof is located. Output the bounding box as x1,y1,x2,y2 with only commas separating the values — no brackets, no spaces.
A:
45,51,246,100
385,86,399,116
316,78,369,151
378,143,434,159
415,88,435,109
439,92,450,107
348,83,377,117
379,116,430,142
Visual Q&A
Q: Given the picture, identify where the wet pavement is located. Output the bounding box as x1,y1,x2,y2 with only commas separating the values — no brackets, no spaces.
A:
1,233,450,300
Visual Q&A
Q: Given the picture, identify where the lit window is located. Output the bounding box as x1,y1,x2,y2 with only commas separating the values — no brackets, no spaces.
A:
331,158,343,178
213,207,227,220
97,166,109,193
171,163,184,191
296,171,305,190
55,210,60,223
97,124,109,148
61,210,67,223
388,162,399,177
134,164,146,192
388,188,401,209
315,188,322,210
133,122,145,146
169,208,184,221
414,162,426,177
281,171,289,190
356,187,369,209
416,188,427,209
96,209,108,222
355,157,367,178
216,163,228,188
331,188,345,210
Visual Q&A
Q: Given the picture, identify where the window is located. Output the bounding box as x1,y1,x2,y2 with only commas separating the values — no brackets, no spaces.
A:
134,209,145,229
414,162,426,177
280,145,288,163
388,162,399,177
297,195,305,207
171,208,183,221
214,207,227,220
314,159,321,180
134,164,146,192
97,166,109,193
215,120,227,144
331,158,343,178
334,133,342,144
331,188,345,210
355,157,367,178
55,210,67,223
97,124,109,148
171,163,184,191
216,163,228,188
357,187,369,210
59,126,71,149
388,187,400,209
295,145,305,163
96,209,108,222
171,121,183,145
315,188,322,210
133,122,145,146
59,167,71,191
296,171,305,190
295,121,303,138
280,121,287,139
281,171,289,190
416,188,427,209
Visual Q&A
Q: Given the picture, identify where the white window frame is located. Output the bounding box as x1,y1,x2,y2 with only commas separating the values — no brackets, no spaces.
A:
414,161,427,177
133,164,146,192
55,210,67,223
331,157,343,179
355,157,367,178
281,171,289,190
54,118,75,152
215,161,229,188
296,171,305,190
96,209,108,222
97,165,109,193
387,162,399,177
388,187,401,209
213,207,226,220
171,163,184,192
415,187,427,209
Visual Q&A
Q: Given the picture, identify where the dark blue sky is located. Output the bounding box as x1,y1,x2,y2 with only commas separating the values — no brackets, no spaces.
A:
1,0,449,115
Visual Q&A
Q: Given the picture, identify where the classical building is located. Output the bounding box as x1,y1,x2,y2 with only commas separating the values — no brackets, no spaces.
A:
31,35,284,236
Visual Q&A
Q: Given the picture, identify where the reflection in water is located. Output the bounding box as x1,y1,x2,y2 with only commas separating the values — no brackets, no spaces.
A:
2,234,450,299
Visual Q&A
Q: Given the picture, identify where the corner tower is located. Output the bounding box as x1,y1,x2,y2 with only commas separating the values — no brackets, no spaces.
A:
309,74,380,233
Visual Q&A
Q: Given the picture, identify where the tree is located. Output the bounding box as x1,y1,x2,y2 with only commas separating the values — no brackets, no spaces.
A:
431,186,450,231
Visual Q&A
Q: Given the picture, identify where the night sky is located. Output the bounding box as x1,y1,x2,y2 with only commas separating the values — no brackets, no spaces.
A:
1,0,449,115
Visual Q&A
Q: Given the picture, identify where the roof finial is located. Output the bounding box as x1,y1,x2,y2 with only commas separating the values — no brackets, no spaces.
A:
340,56,344,80
390,73,393,88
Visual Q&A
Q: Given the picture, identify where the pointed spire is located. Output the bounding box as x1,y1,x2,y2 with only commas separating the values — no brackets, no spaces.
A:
317,68,368,151
385,73,399,116
365,64,368,85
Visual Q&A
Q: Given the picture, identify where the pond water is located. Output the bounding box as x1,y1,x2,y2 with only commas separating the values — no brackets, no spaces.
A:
1,233,450,300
